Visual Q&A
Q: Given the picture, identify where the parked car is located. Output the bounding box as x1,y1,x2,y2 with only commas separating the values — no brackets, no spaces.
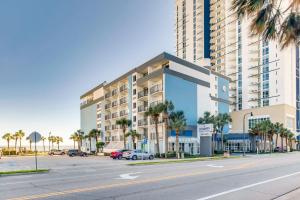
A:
122,150,154,160
49,149,65,156
68,149,88,157
110,149,129,160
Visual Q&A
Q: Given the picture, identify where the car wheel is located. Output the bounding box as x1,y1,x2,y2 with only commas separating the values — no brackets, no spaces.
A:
132,155,137,160
118,155,122,160
149,155,154,160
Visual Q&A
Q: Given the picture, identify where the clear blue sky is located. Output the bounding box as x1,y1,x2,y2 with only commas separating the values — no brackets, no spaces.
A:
0,0,174,145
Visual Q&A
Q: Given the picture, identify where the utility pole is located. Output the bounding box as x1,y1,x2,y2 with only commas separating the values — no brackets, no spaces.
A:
48,132,51,152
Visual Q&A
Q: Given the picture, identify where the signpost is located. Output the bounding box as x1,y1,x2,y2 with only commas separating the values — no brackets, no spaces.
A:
28,131,42,171
198,124,213,156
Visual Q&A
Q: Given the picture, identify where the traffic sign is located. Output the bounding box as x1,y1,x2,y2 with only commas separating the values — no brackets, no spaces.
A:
28,132,42,143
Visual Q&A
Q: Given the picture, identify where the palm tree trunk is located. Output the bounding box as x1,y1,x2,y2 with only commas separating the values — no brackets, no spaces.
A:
212,133,215,156
269,135,273,153
73,140,75,149
19,139,22,153
123,128,126,149
7,140,10,156
221,131,224,152
15,139,18,154
286,137,288,152
176,130,179,159
155,120,160,156
164,120,168,158
275,134,278,148
264,133,267,153
281,136,284,152
30,141,32,151
89,138,92,152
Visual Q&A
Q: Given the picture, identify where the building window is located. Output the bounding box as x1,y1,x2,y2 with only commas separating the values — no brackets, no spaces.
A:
133,75,136,82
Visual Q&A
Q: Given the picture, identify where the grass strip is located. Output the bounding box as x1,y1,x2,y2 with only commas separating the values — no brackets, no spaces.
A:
0,169,49,176
127,156,239,166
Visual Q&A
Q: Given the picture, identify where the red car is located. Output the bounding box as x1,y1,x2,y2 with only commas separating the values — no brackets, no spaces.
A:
110,149,129,160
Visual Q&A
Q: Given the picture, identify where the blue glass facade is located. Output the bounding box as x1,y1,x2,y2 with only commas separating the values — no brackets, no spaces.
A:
165,74,198,126
204,0,210,58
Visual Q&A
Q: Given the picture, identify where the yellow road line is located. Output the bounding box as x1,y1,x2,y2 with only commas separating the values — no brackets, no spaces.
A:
7,162,255,200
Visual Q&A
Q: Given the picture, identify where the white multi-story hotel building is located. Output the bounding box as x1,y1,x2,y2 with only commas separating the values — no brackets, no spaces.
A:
176,0,300,135
80,52,230,154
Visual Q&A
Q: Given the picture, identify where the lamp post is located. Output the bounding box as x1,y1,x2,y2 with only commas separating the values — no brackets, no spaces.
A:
48,132,51,152
243,112,253,156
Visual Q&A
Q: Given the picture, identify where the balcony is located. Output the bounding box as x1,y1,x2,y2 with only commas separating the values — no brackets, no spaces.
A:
138,119,148,126
105,115,111,120
138,89,148,99
150,84,162,95
149,100,162,108
105,104,111,110
119,110,128,117
111,125,118,130
138,105,148,113
112,112,118,119
111,101,118,108
119,85,128,93
105,92,111,99
119,97,127,106
111,89,118,97
150,118,164,125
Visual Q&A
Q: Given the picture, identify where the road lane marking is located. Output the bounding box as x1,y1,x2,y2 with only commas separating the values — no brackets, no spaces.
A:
116,172,141,180
7,162,255,200
196,171,300,200
206,164,224,168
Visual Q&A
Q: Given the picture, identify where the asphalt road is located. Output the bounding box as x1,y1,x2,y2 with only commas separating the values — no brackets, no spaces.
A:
1,152,300,200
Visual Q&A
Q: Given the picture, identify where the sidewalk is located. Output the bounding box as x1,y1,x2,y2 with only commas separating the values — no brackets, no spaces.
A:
276,188,300,200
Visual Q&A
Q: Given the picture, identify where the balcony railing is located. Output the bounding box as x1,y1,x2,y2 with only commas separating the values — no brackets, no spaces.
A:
112,101,118,108
150,84,162,95
111,89,118,97
105,115,111,120
105,104,111,110
138,105,148,113
119,97,127,105
119,110,128,117
138,89,148,99
138,119,148,126
149,100,162,107
119,85,128,93
105,93,111,99
112,113,118,119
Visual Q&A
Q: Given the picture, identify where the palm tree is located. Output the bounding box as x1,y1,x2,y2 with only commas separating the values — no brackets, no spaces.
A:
13,132,19,154
260,120,272,153
288,131,295,151
89,129,102,152
75,130,84,151
116,118,132,149
215,113,232,151
198,111,217,155
249,124,262,153
15,130,25,153
125,130,140,149
48,136,56,150
55,136,63,150
2,133,14,155
267,122,277,153
274,122,283,148
169,111,187,159
41,136,46,152
161,100,174,158
279,126,286,152
70,133,78,149
231,0,300,49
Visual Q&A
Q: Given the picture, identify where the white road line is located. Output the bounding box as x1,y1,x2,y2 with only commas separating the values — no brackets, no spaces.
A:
206,164,224,168
197,171,300,200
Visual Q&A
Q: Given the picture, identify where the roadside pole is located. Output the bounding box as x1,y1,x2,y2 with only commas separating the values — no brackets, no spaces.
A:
28,131,42,171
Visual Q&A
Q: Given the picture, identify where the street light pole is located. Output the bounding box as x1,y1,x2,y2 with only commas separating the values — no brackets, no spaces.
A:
48,132,51,152
243,112,253,156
